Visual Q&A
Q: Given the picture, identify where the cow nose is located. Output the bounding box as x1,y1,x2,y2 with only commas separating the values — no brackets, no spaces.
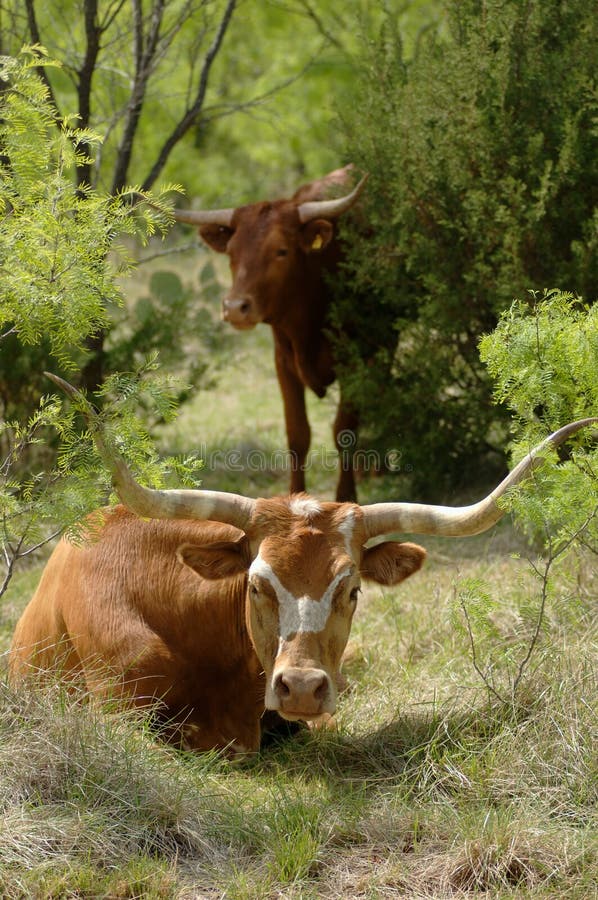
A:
222,296,255,327
273,667,331,717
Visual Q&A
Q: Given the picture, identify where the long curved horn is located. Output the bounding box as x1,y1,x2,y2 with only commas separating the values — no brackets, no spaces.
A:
172,207,235,228
45,374,255,531
297,174,369,224
361,418,598,540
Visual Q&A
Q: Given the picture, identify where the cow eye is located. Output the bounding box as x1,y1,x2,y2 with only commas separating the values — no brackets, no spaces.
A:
276,248,288,258
349,587,360,605
249,583,259,601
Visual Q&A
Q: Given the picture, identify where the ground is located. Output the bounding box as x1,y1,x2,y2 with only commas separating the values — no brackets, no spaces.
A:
0,273,596,899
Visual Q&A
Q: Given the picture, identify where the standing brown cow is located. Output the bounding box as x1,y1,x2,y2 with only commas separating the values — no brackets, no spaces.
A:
172,166,367,502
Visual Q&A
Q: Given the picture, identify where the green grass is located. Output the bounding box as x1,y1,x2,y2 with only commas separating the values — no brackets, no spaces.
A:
155,309,343,499
2,541,595,897
1,291,597,898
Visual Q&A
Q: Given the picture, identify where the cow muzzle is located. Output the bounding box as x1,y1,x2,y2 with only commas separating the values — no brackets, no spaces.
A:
221,296,260,330
267,666,335,721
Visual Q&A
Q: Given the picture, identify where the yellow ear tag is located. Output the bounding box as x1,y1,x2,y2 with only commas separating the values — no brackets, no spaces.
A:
311,234,324,250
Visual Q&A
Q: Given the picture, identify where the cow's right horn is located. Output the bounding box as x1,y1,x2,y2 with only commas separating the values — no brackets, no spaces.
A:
297,174,369,224
45,373,255,531
360,418,598,540
172,207,235,227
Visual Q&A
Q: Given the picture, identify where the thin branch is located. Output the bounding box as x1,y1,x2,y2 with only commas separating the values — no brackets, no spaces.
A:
0,557,15,600
76,0,102,187
458,588,507,704
0,527,24,601
111,0,167,193
198,51,321,123
0,521,63,600
294,0,347,52
18,528,63,558
137,240,200,265
512,505,598,694
23,0,62,122
141,0,237,191
512,553,554,698
98,0,128,32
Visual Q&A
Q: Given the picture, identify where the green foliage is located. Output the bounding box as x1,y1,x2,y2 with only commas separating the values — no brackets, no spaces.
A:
334,0,597,496
106,262,230,415
479,290,598,553
452,291,597,702
0,50,118,361
0,358,202,596
189,1,442,200
0,48,182,419
0,1,444,202
480,291,598,431
0,51,198,595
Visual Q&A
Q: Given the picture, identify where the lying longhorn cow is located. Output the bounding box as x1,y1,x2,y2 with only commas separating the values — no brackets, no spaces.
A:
9,378,596,753
172,166,367,502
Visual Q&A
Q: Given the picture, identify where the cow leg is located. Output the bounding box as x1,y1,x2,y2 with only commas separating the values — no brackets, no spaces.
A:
333,397,359,502
274,337,310,494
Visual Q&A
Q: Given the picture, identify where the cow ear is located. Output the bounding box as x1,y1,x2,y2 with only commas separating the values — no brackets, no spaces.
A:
177,536,251,580
300,219,334,253
198,224,234,253
360,541,426,586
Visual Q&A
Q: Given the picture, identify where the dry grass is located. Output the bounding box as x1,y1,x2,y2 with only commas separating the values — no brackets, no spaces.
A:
1,277,597,897
1,540,595,898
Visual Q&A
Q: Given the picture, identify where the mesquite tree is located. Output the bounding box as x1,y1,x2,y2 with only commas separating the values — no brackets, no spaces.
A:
1,1,243,389
0,51,200,597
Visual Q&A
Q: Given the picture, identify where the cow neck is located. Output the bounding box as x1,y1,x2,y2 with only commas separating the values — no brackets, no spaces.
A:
270,252,332,366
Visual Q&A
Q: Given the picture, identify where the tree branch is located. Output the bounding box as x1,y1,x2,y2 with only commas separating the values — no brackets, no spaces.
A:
76,0,102,187
111,0,167,193
294,0,347,52
23,0,62,122
141,0,237,191
458,588,507,704
99,0,129,32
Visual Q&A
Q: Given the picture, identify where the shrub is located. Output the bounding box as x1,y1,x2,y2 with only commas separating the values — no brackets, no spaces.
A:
334,0,597,497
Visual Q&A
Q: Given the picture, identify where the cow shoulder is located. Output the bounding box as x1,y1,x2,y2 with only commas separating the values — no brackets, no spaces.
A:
360,541,426,585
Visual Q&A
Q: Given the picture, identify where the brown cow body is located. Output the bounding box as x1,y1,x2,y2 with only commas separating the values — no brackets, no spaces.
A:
10,498,425,753
10,378,595,756
174,167,365,502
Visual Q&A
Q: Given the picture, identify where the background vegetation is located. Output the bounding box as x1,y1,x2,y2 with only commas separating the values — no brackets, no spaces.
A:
332,0,597,497
0,0,438,402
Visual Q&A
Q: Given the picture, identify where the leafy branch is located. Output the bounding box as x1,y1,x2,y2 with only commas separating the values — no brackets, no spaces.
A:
458,504,597,705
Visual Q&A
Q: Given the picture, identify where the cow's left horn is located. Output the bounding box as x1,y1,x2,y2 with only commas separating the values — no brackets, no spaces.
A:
45,373,255,531
361,418,598,540
172,207,235,227
297,174,369,224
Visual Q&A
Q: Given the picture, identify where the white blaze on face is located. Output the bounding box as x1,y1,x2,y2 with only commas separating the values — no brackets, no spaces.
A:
248,554,351,640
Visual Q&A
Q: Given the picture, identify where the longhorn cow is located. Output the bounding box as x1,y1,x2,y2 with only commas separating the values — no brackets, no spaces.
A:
9,377,596,753
172,166,367,502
